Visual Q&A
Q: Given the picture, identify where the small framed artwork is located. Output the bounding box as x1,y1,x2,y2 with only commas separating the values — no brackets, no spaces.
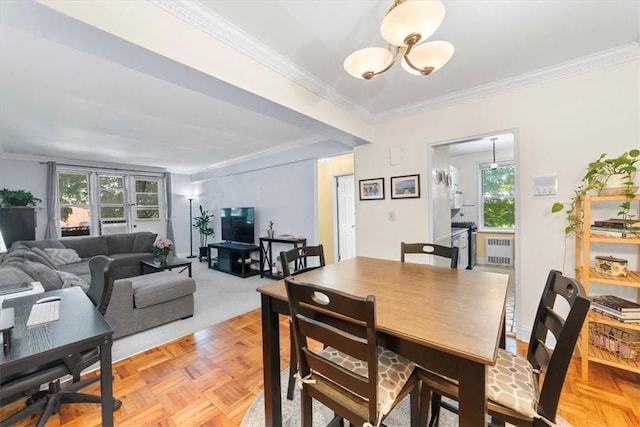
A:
359,178,385,200
391,174,420,199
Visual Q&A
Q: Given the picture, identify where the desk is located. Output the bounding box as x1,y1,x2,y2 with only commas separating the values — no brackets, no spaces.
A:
0,287,114,426
259,236,307,279
258,256,508,427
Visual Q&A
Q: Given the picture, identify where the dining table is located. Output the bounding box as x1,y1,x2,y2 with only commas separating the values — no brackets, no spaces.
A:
257,256,509,427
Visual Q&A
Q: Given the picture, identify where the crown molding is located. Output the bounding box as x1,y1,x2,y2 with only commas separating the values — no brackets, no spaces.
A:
373,42,640,123
150,0,374,122
151,1,638,126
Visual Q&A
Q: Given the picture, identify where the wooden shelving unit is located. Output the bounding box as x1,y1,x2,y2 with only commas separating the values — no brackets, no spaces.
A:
576,194,640,380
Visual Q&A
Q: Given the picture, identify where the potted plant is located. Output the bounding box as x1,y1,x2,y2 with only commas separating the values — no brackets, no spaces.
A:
193,205,215,261
552,149,639,236
0,188,42,207
266,221,275,238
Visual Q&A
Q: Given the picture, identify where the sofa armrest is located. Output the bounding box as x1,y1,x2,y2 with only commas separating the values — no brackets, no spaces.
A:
104,278,134,339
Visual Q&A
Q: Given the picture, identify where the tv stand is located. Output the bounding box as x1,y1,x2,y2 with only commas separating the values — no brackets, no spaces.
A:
208,242,260,278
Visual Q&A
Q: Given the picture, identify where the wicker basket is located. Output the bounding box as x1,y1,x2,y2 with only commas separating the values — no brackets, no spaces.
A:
589,323,640,361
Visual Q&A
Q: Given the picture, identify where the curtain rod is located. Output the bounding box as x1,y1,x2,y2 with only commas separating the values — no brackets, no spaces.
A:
39,161,166,175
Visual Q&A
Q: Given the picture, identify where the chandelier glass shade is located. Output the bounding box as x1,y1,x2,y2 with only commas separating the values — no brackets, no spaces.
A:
344,0,454,80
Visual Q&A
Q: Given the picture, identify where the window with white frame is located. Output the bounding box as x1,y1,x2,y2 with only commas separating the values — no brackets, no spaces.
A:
58,172,91,237
479,162,515,231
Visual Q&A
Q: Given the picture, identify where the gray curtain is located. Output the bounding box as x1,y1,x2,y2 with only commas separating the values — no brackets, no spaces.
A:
44,161,58,239
164,172,175,254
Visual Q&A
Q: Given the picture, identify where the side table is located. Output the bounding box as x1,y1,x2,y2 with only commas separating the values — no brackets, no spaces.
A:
259,236,307,279
140,258,193,278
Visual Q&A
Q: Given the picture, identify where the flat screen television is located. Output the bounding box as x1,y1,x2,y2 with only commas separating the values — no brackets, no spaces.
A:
220,207,255,244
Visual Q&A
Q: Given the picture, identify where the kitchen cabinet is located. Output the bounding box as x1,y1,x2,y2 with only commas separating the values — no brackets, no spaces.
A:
451,227,469,269
575,195,640,381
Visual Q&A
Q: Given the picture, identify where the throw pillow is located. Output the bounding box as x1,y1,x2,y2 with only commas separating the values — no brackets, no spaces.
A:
132,232,158,253
57,270,89,291
44,248,82,266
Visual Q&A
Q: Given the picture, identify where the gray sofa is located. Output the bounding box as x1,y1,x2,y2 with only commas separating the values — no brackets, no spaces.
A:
1,232,196,339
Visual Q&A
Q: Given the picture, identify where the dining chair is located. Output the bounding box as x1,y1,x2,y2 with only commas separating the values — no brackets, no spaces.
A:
285,277,420,427
419,269,590,427
280,244,326,400
400,242,459,268
0,255,122,427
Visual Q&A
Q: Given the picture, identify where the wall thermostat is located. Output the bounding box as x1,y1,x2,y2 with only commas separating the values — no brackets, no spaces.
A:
532,174,557,197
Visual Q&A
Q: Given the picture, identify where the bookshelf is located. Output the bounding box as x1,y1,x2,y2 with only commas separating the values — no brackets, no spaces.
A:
576,194,640,381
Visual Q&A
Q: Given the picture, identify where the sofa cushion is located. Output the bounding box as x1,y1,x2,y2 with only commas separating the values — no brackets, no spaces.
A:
131,232,157,254
62,236,108,259
18,261,63,291
130,272,196,309
107,234,135,255
44,248,82,266
57,260,91,278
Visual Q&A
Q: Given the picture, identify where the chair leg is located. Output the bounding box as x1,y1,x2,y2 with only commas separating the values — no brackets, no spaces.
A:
428,392,442,427
287,324,297,400
410,388,419,427
418,382,432,427
301,389,313,427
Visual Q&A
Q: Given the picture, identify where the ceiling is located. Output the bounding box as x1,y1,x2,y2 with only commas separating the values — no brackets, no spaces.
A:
0,1,638,174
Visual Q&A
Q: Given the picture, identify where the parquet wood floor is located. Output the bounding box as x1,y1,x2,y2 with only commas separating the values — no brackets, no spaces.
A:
1,309,638,426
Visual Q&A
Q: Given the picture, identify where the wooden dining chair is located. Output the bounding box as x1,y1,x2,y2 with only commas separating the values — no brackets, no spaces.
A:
285,277,420,427
419,269,590,427
280,244,326,400
400,242,459,268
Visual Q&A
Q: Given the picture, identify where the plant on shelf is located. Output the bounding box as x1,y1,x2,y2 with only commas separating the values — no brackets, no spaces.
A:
266,221,275,238
551,149,639,236
193,205,215,260
0,188,42,207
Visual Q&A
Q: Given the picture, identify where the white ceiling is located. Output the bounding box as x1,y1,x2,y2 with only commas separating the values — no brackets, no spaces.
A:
0,1,638,174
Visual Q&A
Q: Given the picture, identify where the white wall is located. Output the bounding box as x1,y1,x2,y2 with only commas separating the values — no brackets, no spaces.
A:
0,158,47,239
195,160,318,254
355,60,640,340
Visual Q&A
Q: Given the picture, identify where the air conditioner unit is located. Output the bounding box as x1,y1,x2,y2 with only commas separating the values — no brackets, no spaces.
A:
100,219,127,235
485,237,514,266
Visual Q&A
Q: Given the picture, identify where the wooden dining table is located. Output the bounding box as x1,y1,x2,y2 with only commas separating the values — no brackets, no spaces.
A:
258,256,509,427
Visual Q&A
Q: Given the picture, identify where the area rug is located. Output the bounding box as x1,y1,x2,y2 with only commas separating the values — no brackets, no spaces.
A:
240,369,458,427
110,260,272,362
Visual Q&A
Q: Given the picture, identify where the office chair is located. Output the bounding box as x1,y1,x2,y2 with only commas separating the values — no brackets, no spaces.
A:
279,244,326,401
0,255,122,427
419,269,590,427
400,242,459,268
285,277,419,426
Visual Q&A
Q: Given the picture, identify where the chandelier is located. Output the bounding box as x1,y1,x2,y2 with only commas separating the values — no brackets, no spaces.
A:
344,0,454,80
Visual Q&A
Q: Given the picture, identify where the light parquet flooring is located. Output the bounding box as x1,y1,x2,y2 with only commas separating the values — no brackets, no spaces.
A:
1,309,639,426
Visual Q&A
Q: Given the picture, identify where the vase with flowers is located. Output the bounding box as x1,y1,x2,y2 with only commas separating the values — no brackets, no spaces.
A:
152,238,173,263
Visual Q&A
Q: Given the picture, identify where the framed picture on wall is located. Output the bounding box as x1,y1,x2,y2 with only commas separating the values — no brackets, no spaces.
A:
391,174,420,199
359,178,385,200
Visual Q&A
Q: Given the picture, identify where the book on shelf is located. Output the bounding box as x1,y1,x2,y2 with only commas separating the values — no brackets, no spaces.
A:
591,295,640,312
591,306,640,323
589,226,640,237
593,218,640,229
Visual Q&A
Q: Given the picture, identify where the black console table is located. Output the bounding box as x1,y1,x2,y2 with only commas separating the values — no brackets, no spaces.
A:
259,236,307,280
208,242,260,278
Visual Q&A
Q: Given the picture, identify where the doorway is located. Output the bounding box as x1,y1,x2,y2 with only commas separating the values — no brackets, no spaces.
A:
336,174,356,262
429,131,518,335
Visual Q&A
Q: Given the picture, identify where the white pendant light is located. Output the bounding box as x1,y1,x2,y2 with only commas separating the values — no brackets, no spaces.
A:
380,0,446,47
491,138,498,170
401,40,454,75
344,0,454,80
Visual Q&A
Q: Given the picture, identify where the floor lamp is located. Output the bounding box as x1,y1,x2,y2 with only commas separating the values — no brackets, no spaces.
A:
186,197,196,259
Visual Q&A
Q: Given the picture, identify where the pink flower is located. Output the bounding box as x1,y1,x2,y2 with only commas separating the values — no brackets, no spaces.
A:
152,238,173,256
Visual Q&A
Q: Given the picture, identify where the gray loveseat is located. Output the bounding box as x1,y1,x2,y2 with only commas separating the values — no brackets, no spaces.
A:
1,232,195,339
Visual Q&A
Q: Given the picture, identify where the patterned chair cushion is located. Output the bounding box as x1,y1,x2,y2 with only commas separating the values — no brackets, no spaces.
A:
487,348,538,418
318,346,415,416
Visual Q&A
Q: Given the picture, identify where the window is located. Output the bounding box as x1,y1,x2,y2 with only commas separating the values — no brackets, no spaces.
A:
59,172,91,237
99,175,125,219
479,162,515,230
135,179,160,219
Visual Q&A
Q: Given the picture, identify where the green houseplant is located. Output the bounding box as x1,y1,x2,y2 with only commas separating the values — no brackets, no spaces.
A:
193,205,215,260
0,188,42,207
551,149,639,236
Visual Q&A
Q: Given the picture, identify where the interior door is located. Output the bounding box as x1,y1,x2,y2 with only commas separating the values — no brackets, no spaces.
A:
336,174,356,262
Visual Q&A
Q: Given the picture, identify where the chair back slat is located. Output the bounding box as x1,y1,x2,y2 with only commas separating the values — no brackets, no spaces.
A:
527,270,590,422
400,242,459,268
286,277,379,423
281,245,325,277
